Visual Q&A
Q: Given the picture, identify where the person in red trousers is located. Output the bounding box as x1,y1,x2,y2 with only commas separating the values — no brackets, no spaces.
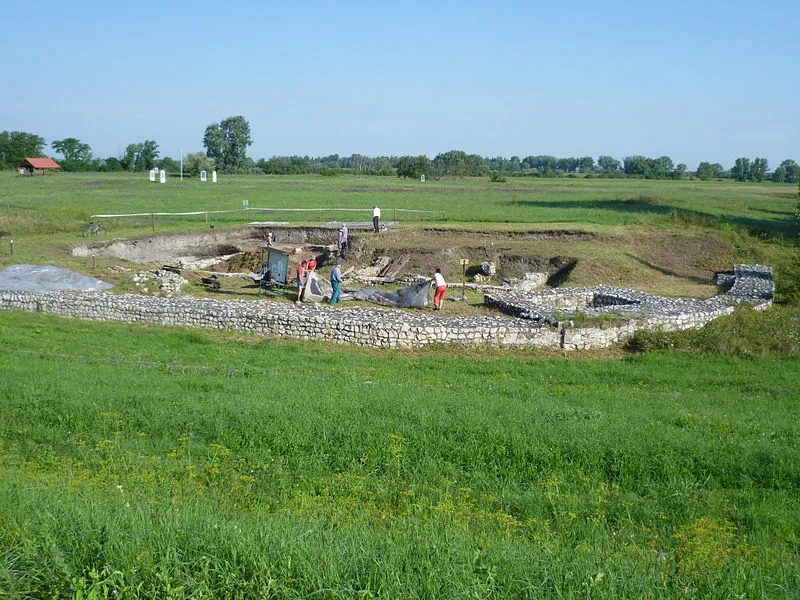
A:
432,268,447,310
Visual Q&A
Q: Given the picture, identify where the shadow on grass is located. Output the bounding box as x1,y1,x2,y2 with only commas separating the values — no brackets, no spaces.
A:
624,253,714,285
506,197,795,238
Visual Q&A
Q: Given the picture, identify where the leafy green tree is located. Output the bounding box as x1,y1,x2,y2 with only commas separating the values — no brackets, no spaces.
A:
395,155,430,179
731,157,751,182
203,115,252,173
138,140,160,171
120,143,142,171
183,152,216,177
51,138,92,163
578,156,594,172
101,157,123,172
750,157,768,182
673,163,687,180
50,138,92,163
772,160,800,183
158,156,180,174
0,130,46,166
657,156,674,176
597,155,620,174
696,162,715,180
557,157,578,173
371,156,393,176
433,150,469,178
623,155,646,176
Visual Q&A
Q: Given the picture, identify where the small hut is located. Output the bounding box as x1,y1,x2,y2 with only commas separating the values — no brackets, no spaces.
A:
18,157,61,176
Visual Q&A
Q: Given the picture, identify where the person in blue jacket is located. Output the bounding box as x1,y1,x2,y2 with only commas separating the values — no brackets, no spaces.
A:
330,259,343,305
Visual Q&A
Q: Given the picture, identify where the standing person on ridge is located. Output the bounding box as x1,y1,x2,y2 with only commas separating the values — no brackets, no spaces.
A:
372,205,381,233
432,267,447,310
338,223,349,257
330,259,343,305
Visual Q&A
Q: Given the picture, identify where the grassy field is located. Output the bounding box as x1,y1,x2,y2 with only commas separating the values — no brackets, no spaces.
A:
1,171,799,598
1,171,797,237
1,312,798,599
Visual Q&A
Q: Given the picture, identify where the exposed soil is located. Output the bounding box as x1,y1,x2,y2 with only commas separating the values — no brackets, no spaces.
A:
69,224,732,298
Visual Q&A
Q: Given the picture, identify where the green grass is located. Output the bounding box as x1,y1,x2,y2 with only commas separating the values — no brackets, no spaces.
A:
1,312,799,598
2,171,799,598
1,171,796,237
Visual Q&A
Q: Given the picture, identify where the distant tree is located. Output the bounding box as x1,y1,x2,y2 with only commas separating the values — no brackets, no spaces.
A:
773,159,800,183
597,155,620,174
101,157,123,172
203,115,252,173
489,156,508,173
530,155,558,174
433,150,470,178
120,143,143,171
138,140,160,171
623,155,647,176
371,156,393,176
396,155,430,179
673,163,687,180
656,156,674,176
0,130,46,166
183,152,216,176
557,157,578,173
731,157,751,182
158,156,180,174
578,156,594,172
696,162,715,180
750,157,769,182
51,138,93,163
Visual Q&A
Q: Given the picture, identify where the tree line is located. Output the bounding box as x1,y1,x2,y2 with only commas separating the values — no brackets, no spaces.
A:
2,123,798,184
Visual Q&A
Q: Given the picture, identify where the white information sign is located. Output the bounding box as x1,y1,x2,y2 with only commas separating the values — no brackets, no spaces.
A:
200,170,207,182
160,170,166,184
149,169,156,182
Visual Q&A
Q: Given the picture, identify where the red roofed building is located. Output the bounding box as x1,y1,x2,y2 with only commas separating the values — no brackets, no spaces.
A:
18,157,61,175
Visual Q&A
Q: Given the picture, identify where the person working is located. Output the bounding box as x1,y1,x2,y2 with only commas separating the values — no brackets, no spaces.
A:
372,205,381,233
330,259,343,305
432,267,447,310
306,256,317,272
296,260,307,301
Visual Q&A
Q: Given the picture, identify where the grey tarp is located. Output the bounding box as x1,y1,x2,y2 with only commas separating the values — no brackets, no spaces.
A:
301,271,432,308
349,279,432,308
0,264,113,292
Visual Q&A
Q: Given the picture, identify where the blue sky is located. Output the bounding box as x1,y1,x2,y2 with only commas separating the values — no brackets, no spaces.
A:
3,0,797,170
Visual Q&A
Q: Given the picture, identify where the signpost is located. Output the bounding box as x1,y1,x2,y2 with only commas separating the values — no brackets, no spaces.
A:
459,258,468,300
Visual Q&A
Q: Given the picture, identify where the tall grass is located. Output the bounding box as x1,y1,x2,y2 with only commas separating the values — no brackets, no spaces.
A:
1,312,798,598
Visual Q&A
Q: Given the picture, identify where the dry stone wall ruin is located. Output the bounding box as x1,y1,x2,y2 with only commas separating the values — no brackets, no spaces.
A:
0,265,773,351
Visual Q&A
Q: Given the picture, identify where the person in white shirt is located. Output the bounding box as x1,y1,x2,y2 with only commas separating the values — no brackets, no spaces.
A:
432,268,447,310
338,224,349,256
372,205,381,233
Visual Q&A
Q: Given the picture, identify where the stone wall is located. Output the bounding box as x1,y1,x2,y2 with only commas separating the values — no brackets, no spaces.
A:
485,264,774,350
0,264,773,351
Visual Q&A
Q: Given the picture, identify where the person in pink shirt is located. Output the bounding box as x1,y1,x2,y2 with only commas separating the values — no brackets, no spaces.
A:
296,260,307,301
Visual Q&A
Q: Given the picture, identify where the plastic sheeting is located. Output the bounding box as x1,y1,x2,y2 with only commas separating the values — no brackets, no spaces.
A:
0,264,113,292
349,279,432,308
